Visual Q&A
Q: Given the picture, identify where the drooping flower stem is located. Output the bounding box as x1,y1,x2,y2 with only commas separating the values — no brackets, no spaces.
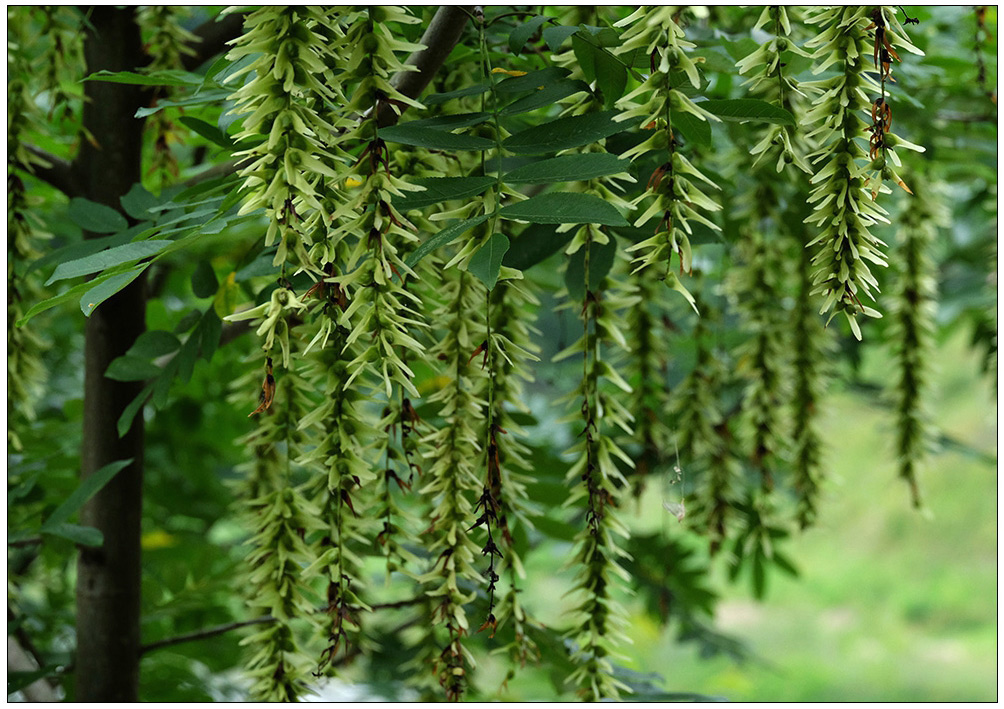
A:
889,170,946,507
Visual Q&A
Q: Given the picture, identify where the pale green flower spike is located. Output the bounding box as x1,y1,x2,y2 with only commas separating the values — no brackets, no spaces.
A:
803,6,924,339
614,7,720,311
888,171,948,509
224,286,307,369
736,6,813,174
227,7,348,273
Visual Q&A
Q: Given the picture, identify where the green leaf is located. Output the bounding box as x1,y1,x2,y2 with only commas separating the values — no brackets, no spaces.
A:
378,123,493,151
542,25,580,52
106,355,161,382
118,383,154,438
191,261,219,298
42,523,103,547
48,240,170,285
500,192,628,226
28,224,147,277
80,266,146,317
153,358,178,408
509,14,551,55
503,223,572,270
404,214,491,268
134,89,231,118
572,34,627,109
498,79,590,117
674,111,713,148
423,81,491,106
503,109,625,154
405,112,492,130
699,98,796,126
178,116,233,147
198,309,223,364
41,458,133,531
468,233,510,291
565,237,618,300
394,176,496,211
503,153,629,184
127,330,182,359
16,273,113,326
67,197,129,234
578,24,622,48
121,184,162,220
176,326,200,384
84,69,203,87
495,66,570,93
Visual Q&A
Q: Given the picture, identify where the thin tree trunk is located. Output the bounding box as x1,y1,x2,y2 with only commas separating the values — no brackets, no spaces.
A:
73,7,147,702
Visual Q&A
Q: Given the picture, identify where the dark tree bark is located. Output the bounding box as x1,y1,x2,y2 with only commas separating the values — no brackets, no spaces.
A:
72,7,148,702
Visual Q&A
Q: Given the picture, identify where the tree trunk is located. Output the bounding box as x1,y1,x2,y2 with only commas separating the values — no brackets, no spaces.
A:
73,7,147,702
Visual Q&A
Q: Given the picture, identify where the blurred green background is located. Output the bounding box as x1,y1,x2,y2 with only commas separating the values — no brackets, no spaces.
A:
466,327,996,702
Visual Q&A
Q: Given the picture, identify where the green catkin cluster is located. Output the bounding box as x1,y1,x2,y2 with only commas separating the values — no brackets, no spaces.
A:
416,268,486,701
728,219,790,490
623,272,673,492
672,296,736,555
790,229,833,529
614,6,721,309
137,7,199,186
735,7,833,526
559,242,635,701
328,8,427,400
728,9,816,488
888,171,948,508
736,6,813,174
226,7,346,273
487,279,542,673
803,6,924,340
297,314,376,672
234,368,319,702
7,11,49,451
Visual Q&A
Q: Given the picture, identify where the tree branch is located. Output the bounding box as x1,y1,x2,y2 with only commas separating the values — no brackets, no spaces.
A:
138,616,274,657
377,6,474,128
22,145,81,197
181,12,246,72
138,597,425,657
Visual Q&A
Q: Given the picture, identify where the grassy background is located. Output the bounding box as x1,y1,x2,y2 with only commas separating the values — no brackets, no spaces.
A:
462,327,996,702
619,328,998,702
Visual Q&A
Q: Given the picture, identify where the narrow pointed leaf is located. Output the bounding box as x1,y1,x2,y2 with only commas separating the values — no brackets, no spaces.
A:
699,98,796,125
501,192,628,226
509,15,551,55
379,123,493,150
80,266,147,317
504,153,629,184
41,458,134,531
42,524,104,547
468,233,510,290
67,197,129,234
503,110,625,154
405,214,490,268
48,241,170,285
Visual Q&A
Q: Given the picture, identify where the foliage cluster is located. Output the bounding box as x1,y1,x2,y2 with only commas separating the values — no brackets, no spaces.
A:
7,5,997,702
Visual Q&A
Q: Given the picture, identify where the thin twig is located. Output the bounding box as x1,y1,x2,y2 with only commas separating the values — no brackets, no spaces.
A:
138,616,274,656
138,596,425,657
